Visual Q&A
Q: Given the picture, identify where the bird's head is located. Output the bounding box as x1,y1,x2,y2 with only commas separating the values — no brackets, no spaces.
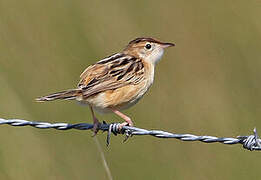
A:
123,37,175,64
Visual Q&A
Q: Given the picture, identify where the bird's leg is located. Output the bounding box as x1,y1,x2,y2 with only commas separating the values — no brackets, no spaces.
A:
111,109,133,130
89,106,100,136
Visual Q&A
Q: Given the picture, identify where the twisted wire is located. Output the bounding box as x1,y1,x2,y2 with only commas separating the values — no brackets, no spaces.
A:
0,118,260,151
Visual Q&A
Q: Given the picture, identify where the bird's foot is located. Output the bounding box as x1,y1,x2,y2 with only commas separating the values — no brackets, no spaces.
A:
118,121,133,130
118,122,133,142
92,120,101,136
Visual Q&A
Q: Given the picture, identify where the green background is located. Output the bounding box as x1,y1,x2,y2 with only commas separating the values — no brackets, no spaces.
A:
0,0,261,179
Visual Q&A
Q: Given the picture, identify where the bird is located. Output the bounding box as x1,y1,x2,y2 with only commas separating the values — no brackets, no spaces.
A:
36,37,174,134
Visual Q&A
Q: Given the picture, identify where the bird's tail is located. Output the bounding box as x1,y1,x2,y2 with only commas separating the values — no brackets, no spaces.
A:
35,89,82,102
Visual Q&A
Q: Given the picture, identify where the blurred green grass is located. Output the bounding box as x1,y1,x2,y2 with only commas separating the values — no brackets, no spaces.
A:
0,0,261,179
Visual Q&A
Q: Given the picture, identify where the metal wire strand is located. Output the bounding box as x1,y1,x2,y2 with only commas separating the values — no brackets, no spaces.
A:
0,118,260,151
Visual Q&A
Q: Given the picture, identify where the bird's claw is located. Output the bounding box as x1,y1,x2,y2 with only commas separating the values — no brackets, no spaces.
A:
92,121,101,137
123,129,132,143
118,122,129,130
118,122,134,142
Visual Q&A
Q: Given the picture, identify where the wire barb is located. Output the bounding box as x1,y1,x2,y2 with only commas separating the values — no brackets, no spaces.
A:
0,118,260,151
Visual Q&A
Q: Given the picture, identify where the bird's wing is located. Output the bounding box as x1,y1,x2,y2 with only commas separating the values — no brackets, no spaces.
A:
78,53,145,98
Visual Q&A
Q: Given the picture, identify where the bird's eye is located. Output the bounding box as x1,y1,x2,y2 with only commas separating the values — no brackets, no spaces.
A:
145,43,151,50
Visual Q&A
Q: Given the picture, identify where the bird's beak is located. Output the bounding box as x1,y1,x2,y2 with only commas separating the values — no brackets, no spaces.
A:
160,42,175,48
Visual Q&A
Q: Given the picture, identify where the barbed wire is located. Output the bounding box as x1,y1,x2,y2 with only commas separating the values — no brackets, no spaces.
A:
0,118,260,151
